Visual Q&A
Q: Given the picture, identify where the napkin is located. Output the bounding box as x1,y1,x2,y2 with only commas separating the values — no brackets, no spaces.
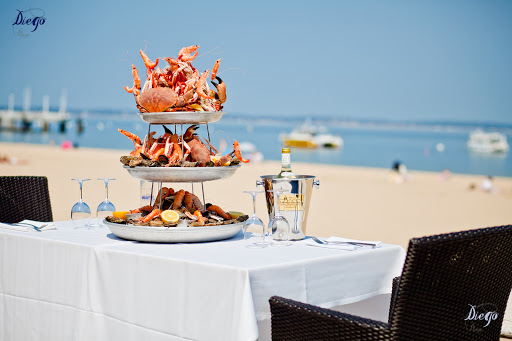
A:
22,220,57,231
303,238,358,251
0,220,57,232
327,236,382,248
0,222,29,232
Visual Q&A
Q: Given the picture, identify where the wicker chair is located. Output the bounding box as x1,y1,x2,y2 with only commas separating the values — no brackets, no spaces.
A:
0,176,53,223
270,225,512,341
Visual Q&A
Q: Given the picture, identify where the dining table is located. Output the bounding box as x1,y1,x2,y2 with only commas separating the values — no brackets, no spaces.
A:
0,220,406,341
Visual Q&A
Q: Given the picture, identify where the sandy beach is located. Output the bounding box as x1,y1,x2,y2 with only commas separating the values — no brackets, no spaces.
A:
1,141,511,250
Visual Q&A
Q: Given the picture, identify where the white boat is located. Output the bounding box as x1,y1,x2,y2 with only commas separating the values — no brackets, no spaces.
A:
280,121,343,149
467,129,509,153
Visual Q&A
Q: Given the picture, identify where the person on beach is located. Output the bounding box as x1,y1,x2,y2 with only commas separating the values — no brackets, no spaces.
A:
439,168,451,181
481,175,494,193
391,160,409,184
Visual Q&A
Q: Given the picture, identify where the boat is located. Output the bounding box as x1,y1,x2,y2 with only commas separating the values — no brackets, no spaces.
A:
280,121,343,149
467,129,509,153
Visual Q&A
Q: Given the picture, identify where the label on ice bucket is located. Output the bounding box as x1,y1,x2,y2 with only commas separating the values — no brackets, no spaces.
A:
279,194,303,211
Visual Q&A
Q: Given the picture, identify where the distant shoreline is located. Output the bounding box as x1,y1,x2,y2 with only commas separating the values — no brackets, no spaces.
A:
2,107,512,133
2,141,510,179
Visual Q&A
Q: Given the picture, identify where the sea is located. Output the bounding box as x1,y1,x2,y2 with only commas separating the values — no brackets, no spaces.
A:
1,113,511,178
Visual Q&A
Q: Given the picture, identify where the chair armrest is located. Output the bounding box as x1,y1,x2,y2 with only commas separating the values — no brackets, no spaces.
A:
270,296,391,341
388,276,401,323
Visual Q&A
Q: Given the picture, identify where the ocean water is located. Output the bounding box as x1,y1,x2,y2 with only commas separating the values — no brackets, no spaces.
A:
1,114,511,178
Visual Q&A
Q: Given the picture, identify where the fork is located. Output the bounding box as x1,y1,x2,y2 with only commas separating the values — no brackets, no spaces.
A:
311,236,375,248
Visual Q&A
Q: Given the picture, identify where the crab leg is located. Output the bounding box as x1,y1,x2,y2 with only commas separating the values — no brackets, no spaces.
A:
202,137,218,155
211,76,226,104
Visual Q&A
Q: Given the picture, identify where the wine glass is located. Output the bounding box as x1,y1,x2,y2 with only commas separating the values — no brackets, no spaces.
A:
96,178,116,222
268,189,292,247
71,178,91,228
242,190,268,248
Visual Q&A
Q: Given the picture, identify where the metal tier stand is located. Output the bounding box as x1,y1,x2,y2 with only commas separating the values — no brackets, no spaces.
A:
108,111,245,244
141,180,206,213
143,122,214,167
140,121,217,209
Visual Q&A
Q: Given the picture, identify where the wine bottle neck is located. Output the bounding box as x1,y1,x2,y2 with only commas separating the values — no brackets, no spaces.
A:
281,153,291,171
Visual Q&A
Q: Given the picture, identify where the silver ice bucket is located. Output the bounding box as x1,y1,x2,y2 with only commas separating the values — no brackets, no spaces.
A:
257,175,320,240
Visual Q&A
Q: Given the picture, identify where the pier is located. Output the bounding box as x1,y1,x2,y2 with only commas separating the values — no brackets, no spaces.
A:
0,89,70,132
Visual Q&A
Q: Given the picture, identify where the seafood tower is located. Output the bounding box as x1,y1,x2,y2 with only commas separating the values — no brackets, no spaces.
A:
105,46,251,243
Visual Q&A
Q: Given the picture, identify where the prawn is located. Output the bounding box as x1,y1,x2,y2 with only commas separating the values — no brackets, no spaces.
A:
195,70,215,100
172,189,186,209
194,210,207,224
206,204,231,220
140,49,159,72
233,140,250,163
211,59,221,80
178,45,199,62
137,208,161,223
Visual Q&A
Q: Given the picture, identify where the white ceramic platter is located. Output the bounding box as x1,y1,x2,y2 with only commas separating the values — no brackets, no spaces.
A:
138,111,224,124
123,165,240,182
104,219,243,243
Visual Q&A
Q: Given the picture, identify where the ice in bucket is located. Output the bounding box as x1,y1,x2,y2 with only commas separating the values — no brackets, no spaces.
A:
258,175,319,240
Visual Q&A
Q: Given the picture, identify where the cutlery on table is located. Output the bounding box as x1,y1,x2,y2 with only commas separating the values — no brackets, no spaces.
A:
4,222,42,232
311,236,378,248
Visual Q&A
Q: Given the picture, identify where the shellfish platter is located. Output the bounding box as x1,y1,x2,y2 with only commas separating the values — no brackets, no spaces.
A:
138,111,224,124
104,219,244,243
105,186,248,243
122,164,241,182
111,45,250,243
118,123,250,182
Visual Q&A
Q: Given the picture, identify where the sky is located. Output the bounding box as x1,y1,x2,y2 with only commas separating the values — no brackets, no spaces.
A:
1,0,512,123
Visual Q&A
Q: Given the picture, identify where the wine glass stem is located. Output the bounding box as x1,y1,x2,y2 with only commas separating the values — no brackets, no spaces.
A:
104,180,109,202
274,193,282,217
252,193,257,216
79,181,84,202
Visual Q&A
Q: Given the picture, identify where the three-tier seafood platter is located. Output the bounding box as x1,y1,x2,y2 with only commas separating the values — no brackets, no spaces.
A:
105,45,250,243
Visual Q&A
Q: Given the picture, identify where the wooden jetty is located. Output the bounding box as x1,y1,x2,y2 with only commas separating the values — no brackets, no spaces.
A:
0,90,70,132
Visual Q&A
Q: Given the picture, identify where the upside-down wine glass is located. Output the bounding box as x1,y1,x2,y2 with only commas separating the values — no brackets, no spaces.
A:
71,178,91,228
268,189,292,247
242,190,268,248
96,178,116,223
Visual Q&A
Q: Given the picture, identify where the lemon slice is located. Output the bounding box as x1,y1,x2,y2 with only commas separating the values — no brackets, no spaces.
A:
227,211,245,219
161,210,180,223
189,103,204,111
113,211,130,220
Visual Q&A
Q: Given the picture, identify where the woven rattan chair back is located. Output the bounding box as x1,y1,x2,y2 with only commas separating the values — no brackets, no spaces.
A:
390,225,512,340
0,176,53,223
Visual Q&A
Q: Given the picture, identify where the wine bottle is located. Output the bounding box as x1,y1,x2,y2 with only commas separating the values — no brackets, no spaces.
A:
277,148,295,178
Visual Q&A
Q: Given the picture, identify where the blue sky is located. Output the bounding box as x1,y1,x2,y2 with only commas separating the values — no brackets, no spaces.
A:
1,0,512,123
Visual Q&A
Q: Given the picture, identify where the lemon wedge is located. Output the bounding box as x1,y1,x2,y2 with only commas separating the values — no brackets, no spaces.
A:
227,211,245,219
113,211,130,220
189,103,204,111
161,210,180,223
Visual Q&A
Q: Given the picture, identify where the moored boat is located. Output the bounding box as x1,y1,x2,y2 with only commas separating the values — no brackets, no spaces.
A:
280,121,343,149
467,129,509,153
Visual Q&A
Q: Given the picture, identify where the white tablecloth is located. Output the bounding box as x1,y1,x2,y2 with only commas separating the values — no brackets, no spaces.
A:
0,220,405,341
